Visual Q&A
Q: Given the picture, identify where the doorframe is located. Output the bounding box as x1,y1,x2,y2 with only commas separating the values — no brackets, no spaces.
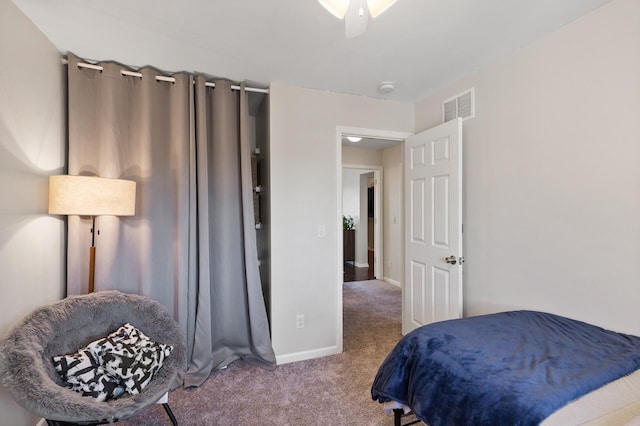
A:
342,165,382,276
335,126,412,353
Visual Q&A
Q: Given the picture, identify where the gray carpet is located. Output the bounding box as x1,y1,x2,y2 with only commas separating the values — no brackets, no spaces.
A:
121,279,404,425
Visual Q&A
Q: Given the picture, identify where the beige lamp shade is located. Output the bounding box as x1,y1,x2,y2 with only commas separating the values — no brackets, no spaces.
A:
48,175,136,216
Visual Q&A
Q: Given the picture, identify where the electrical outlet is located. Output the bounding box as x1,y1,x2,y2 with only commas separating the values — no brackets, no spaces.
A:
296,315,305,329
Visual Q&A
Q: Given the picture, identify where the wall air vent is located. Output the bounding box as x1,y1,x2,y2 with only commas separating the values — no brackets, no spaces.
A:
443,88,475,123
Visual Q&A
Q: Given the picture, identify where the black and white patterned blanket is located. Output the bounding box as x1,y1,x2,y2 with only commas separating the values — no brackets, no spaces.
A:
53,323,172,401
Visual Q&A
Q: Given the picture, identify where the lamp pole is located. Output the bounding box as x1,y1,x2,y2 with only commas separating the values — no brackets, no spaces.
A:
89,216,97,293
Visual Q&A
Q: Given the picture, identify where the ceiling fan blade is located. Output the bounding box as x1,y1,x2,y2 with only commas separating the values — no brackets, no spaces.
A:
345,0,368,38
367,0,398,18
318,0,349,19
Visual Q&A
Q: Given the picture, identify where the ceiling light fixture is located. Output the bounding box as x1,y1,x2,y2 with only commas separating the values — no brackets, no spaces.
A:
319,0,398,38
378,81,395,94
347,136,362,142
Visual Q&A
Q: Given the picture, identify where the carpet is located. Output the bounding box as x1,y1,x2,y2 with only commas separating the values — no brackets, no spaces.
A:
120,279,404,425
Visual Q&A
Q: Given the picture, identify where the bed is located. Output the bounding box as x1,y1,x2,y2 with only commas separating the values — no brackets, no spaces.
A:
371,310,640,426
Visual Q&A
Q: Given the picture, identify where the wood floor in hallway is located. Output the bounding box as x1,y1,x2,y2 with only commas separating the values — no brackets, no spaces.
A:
343,250,375,282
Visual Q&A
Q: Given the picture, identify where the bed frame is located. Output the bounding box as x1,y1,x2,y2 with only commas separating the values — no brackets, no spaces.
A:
393,408,420,426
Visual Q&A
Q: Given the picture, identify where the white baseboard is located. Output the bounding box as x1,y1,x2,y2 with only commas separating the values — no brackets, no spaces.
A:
354,262,369,268
383,277,401,288
276,345,340,365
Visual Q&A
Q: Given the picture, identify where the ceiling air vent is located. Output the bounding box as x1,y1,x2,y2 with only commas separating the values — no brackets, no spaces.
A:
443,88,475,123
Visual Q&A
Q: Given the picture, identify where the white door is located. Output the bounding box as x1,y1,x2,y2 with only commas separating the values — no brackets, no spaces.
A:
403,118,463,335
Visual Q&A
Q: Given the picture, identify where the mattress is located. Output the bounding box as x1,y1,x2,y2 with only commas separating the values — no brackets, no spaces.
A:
384,369,640,425
543,368,640,425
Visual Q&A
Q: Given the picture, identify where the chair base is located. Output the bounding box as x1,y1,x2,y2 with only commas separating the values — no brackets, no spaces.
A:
45,403,178,426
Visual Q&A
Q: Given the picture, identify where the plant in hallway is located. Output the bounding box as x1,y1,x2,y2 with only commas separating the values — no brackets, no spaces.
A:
343,215,355,230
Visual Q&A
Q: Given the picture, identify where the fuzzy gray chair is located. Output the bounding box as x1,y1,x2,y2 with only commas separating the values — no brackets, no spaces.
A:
0,290,186,425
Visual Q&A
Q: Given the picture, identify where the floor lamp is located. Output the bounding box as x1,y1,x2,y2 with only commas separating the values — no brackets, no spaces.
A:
48,175,136,293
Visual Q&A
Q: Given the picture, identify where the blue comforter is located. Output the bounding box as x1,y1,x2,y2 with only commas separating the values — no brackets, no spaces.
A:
371,311,640,425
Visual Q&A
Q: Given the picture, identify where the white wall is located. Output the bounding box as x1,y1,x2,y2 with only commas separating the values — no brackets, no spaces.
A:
382,144,402,285
269,84,413,361
0,1,66,424
342,145,382,166
415,0,640,335
342,168,363,225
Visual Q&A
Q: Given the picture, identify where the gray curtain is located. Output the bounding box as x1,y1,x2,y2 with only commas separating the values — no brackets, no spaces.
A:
66,54,275,388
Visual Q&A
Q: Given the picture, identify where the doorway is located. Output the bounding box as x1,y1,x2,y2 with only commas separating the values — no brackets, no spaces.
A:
342,167,379,282
335,126,411,353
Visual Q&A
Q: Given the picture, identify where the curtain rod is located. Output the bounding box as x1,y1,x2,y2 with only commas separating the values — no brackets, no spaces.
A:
61,57,269,94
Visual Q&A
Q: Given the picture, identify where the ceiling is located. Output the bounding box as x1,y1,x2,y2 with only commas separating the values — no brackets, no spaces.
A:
12,0,611,103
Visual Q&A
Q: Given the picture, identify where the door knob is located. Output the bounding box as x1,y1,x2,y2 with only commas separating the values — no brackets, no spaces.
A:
445,255,457,265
